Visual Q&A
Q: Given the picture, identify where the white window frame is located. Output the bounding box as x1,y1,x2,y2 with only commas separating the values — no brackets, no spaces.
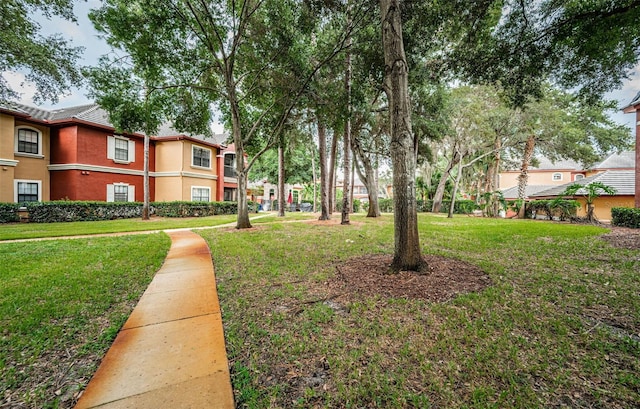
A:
191,186,211,202
552,173,563,181
574,174,585,181
106,183,135,202
191,145,212,169
224,153,236,177
14,179,42,203
14,126,43,158
107,135,135,164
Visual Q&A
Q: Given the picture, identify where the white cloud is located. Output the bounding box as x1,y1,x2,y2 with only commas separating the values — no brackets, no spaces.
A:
2,71,37,103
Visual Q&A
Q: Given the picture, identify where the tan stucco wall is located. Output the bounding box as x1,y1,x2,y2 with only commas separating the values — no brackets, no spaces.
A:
0,116,51,202
154,176,184,202
0,114,15,201
574,196,635,220
499,170,577,189
181,177,217,201
154,140,219,201
0,113,15,158
155,141,185,172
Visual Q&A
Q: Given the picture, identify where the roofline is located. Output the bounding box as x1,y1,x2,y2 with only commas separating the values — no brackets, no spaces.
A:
0,107,32,119
152,135,223,149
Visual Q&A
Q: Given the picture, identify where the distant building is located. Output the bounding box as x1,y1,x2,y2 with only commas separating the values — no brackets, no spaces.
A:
0,102,236,204
500,151,636,220
622,91,640,208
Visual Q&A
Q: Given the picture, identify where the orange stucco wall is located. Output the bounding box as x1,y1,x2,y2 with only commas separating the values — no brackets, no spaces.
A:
574,196,635,220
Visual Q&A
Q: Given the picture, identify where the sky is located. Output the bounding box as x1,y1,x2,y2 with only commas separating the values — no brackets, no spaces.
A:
5,1,640,134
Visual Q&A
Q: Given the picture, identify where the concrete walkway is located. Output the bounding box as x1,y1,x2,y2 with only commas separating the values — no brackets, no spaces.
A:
74,230,235,409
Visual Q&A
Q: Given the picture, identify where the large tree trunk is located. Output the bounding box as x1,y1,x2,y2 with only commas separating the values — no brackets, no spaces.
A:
352,134,381,217
432,150,460,213
341,27,352,225
311,139,317,213
317,120,330,220
341,122,351,224
484,136,501,216
328,128,339,213
448,159,464,218
142,133,150,220
278,142,285,217
380,0,423,272
517,135,536,218
231,111,251,229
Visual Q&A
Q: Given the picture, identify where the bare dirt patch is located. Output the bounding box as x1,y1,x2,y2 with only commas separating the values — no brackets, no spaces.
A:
328,254,492,303
600,226,640,250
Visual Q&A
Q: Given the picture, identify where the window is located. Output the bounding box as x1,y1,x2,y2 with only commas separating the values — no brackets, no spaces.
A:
224,187,237,201
107,184,135,202
113,185,128,202
269,188,275,198
107,136,135,163
575,174,585,181
15,127,42,156
224,154,236,177
114,138,129,161
15,181,40,203
191,187,210,202
552,173,563,181
293,190,299,203
192,146,211,168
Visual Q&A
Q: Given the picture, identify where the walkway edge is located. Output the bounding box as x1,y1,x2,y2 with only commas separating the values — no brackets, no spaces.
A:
74,230,235,409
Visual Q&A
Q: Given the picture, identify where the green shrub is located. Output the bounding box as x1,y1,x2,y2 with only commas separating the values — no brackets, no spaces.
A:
0,203,20,223
153,201,237,217
527,199,580,221
21,200,252,223
336,199,362,213
362,199,477,214
25,201,142,222
611,207,640,228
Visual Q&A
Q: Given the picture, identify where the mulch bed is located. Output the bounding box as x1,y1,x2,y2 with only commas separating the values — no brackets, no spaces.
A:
330,254,492,303
600,226,640,250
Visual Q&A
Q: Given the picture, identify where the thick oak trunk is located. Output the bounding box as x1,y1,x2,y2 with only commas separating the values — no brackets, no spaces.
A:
142,133,150,220
341,31,352,225
380,0,423,272
328,128,339,213
517,135,536,218
352,135,381,217
432,150,460,213
317,120,330,220
278,143,285,217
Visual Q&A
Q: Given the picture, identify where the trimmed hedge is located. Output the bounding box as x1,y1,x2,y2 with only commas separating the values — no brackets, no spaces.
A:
0,203,21,223
7,200,257,223
25,201,143,222
153,201,239,217
611,207,640,229
368,199,478,214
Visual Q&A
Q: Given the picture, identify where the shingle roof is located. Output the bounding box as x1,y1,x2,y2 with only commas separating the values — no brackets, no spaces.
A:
0,101,52,120
501,185,556,200
530,170,635,197
593,151,635,169
622,91,640,112
1,102,225,144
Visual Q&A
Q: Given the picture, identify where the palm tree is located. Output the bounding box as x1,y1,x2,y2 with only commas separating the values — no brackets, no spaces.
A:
561,181,616,223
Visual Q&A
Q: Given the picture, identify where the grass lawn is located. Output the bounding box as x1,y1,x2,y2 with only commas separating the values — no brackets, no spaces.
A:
200,214,640,408
0,214,240,241
0,233,171,408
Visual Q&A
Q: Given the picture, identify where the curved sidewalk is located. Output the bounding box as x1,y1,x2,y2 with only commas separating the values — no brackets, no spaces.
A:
75,230,234,408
